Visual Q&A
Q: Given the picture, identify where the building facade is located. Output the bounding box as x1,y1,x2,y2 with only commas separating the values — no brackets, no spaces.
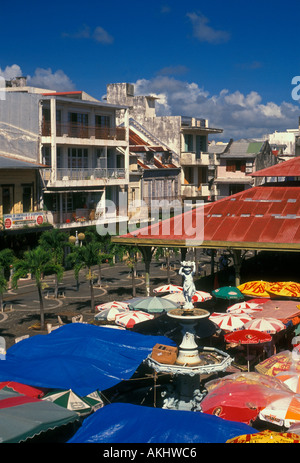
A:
1,80,130,231
106,82,223,203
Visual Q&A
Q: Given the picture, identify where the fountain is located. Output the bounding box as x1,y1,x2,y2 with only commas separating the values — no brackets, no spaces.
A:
146,261,233,411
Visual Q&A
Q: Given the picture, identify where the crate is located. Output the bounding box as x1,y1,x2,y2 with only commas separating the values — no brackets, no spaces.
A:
151,344,178,365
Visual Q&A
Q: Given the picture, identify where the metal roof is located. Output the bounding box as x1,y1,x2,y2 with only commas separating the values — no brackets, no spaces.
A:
0,156,48,169
250,156,300,177
113,184,300,251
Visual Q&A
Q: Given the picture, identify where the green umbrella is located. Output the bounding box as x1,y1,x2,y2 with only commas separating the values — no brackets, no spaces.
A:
83,390,105,411
0,389,78,443
212,286,244,300
129,296,178,313
42,389,92,416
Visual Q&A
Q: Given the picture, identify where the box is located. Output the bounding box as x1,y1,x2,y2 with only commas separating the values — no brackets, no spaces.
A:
151,344,178,365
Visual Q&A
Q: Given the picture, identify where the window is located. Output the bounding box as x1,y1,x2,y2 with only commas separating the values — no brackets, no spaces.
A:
95,115,111,139
68,148,88,169
22,185,33,212
196,135,207,155
68,112,89,137
2,186,13,214
184,134,193,152
226,160,246,172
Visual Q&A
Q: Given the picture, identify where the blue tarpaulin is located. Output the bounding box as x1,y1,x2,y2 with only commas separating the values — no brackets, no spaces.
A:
68,402,257,443
0,324,175,396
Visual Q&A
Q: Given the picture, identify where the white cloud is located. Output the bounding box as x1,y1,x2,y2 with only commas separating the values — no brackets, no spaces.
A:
28,68,76,91
0,64,23,80
0,64,76,91
187,12,230,44
133,76,299,140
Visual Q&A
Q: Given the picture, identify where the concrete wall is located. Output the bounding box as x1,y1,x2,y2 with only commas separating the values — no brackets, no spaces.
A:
0,92,40,161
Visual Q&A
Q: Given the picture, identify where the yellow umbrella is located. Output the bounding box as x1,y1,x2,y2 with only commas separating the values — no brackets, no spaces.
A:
227,429,300,443
255,350,300,376
266,282,300,298
238,281,270,298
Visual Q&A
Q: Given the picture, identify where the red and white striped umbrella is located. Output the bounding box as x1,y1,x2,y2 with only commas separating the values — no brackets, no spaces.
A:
192,291,212,302
95,301,130,312
153,285,183,294
244,317,286,334
209,312,253,332
115,311,154,329
226,301,263,315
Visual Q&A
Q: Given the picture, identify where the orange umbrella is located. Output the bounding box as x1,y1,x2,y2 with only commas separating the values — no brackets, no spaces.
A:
227,429,300,443
238,281,270,298
266,282,300,298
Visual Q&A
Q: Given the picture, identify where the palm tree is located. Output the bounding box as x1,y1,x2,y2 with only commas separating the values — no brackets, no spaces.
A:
0,249,15,312
84,230,114,287
68,241,102,313
39,229,68,298
12,246,62,330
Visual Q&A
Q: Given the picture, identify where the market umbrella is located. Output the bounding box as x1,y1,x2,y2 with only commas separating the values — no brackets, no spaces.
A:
255,350,300,377
266,281,300,298
0,381,47,398
94,306,128,321
153,285,183,294
82,390,104,411
95,301,130,312
200,379,290,426
212,286,244,300
0,389,78,443
115,311,154,328
275,371,300,394
226,301,263,315
209,312,253,332
192,290,212,302
129,296,178,313
42,388,92,416
224,330,272,372
238,281,271,298
162,292,185,306
227,429,300,443
259,395,300,428
244,317,286,334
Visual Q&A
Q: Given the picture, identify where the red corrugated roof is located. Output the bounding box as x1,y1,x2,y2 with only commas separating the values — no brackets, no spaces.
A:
41,91,83,96
251,156,300,177
115,184,300,250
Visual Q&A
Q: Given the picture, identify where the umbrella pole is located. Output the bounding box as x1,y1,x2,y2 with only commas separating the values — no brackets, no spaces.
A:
154,371,157,408
247,345,250,372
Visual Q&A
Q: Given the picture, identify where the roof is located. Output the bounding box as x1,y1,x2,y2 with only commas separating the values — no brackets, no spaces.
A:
113,183,300,251
250,156,300,177
220,140,266,159
0,155,48,169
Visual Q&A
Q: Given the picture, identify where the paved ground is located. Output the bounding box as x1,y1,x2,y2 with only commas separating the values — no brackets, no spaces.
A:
0,250,218,349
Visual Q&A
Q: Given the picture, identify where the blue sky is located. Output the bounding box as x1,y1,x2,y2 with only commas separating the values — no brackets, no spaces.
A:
1,0,300,140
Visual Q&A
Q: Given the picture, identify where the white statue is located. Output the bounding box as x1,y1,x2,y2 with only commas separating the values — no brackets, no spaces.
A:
179,261,196,309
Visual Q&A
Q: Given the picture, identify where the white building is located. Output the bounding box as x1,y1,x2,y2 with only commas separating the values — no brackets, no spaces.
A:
1,78,130,230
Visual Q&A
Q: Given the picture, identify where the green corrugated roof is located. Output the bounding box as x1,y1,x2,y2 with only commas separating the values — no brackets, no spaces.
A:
247,142,263,153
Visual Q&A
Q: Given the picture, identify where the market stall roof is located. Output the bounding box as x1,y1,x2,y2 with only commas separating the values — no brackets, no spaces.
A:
113,183,300,252
250,156,300,177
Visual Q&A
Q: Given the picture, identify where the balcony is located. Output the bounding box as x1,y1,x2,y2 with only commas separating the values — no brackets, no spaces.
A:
46,208,128,230
42,122,126,141
181,183,210,198
41,168,127,186
181,152,210,166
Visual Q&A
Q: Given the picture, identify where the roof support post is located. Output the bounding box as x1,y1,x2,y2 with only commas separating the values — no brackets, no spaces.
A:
140,246,154,296
232,249,242,287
